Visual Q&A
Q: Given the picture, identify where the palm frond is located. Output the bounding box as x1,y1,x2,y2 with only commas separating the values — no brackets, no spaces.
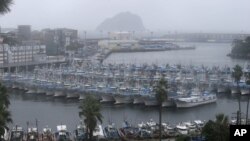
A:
0,0,13,14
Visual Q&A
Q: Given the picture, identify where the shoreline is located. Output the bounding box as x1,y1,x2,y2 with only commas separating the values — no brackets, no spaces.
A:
227,53,250,59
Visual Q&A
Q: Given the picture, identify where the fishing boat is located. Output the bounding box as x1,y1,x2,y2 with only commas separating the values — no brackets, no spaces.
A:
27,127,38,141
103,123,120,140
66,85,80,99
25,86,37,94
183,121,197,133
241,87,250,95
176,123,188,135
42,126,53,141
162,123,176,137
54,125,71,141
54,82,67,98
100,86,116,103
114,93,133,104
193,120,205,130
133,95,145,104
93,124,105,140
9,126,24,141
143,95,158,106
74,123,87,141
119,121,139,139
175,92,217,108
162,99,175,107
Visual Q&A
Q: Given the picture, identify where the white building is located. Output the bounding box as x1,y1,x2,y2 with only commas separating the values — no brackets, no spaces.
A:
109,32,132,40
98,40,138,50
0,44,46,64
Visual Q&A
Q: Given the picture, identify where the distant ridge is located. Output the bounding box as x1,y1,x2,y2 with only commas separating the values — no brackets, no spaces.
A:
96,12,145,32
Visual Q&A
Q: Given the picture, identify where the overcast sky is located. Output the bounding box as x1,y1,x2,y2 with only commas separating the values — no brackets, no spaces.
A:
0,0,250,33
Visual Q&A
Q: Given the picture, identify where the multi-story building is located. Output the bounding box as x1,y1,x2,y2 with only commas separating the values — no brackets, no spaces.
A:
0,44,46,64
109,31,132,40
41,28,78,54
18,25,31,41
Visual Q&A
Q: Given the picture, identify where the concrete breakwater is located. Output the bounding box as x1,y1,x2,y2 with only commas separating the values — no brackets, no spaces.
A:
97,46,196,62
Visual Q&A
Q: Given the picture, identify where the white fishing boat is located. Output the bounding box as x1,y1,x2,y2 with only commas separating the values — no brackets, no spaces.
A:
25,87,37,94
101,94,115,102
176,123,188,135
231,85,241,94
55,125,71,141
93,125,104,139
9,126,24,141
46,90,55,96
144,95,158,106
54,90,66,97
162,99,175,107
42,126,53,141
66,85,80,99
114,94,133,104
27,127,38,141
241,87,250,95
175,93,217,108
194,120,205,130
133,95,145,104
183,121,196,133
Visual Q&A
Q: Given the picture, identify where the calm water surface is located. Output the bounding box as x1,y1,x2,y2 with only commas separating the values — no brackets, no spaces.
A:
104,42,247,67
9,42,250,131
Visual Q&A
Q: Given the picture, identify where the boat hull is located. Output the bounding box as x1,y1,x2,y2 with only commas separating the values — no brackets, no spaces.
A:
133,96,145,104
66,92,79,99
241,89,250,95
54,90,66,97
114,95,133,104
144,97,158,106
100,94,115,103
176,96,217,108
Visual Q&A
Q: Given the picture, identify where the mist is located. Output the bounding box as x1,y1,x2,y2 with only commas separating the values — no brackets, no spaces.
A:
0,0,250,33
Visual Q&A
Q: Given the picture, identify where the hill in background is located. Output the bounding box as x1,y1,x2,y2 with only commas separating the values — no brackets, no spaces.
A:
96,12,145,32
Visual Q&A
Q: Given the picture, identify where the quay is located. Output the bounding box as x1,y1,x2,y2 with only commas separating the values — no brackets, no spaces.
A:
96,46,196,63
1,63,250,108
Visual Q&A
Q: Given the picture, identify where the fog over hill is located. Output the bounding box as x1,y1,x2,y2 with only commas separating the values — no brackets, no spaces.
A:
96,12,145,32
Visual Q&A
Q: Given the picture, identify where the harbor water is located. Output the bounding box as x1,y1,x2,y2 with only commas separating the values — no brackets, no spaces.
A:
9,42,250,132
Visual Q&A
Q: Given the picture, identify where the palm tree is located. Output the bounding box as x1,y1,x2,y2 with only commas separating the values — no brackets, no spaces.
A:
0,106,12,137
154,77,168,141
79,95,103,141
0,83,10,108
0,83,12,139
0,0,13,15
232,65,243,125
202,113,229,141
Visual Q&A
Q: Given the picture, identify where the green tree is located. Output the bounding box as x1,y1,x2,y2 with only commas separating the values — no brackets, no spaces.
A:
0,0,13,14
0,83,10,108
0,83,12,139
154,77,168,141
232,65,243,125
202,113,229,141
231,37,250,57
232,65,243,85
79,95,103,141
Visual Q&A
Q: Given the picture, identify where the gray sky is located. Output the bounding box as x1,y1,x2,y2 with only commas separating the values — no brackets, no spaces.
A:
0,0,250,33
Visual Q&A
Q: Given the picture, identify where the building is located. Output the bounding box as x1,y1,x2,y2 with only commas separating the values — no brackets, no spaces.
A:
0,44,46,64
98,40,138,50
41,28,78,54
109,32,132,40
18,25,31,41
